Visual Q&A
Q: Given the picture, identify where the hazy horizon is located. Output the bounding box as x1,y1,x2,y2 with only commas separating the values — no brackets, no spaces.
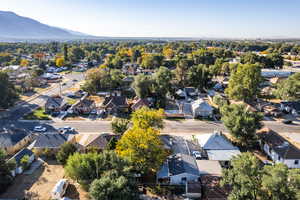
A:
1,0,300,39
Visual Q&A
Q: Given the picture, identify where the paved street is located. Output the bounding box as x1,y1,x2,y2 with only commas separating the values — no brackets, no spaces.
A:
1,119,299,143
5,72,85,120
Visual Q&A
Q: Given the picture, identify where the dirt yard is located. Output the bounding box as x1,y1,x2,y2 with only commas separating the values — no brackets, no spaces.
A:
0,160,89,200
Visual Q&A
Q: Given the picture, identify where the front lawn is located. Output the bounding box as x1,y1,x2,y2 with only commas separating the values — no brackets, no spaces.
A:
23,107,51,120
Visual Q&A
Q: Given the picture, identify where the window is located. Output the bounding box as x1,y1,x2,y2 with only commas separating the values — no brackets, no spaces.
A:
295,160,299,165
181,177,187,182
278,156,281,160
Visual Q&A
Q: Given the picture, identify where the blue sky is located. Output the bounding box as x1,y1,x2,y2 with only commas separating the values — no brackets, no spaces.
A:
1,0,300,38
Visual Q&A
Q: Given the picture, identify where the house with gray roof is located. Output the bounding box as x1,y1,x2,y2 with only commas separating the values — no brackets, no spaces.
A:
196,132,241,167
29,133,74,154
157,153,200,185
0,128,35,155
259,130,300,168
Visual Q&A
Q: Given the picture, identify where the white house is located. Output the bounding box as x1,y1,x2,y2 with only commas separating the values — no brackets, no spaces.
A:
157,153,200,185
191,99,213,118
259,130,300,168
196,132,241,167
8,148,35,176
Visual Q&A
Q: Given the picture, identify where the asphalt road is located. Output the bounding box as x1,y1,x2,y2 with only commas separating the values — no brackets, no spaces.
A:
5,72,85,120
1,119,299,142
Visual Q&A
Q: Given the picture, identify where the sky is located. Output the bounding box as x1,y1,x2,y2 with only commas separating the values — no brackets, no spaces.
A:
0,0,300,38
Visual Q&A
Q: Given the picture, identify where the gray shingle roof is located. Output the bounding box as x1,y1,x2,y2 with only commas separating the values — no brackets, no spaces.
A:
0,129,29,148
30,133,72,149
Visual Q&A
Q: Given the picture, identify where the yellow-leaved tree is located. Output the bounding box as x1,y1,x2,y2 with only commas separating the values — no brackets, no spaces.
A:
20,59,29,67
56,57,65,67
116,107,167,173
131,107,165,130
116,127,167,173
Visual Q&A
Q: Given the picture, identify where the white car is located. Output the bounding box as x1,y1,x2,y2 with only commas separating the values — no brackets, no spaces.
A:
51,179,69,200
192,151,202,159
33,126,47,132
58,126,75,133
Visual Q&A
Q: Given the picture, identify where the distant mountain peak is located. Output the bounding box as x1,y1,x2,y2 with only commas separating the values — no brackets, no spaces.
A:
0,10,95,40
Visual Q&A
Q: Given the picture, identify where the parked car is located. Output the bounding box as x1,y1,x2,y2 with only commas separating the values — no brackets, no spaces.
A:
192,151,202,159
282,119,293,124
51,179,69,200
58,126,75,133
33,126,47,132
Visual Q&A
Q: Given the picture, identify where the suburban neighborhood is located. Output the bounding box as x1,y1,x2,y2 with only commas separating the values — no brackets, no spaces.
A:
0,1,300,200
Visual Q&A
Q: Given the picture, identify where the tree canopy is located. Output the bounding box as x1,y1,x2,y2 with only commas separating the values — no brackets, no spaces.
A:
226,63,262,103
275,72,300,101
221,103,263,146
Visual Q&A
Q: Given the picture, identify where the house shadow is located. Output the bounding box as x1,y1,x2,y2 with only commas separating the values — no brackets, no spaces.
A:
65,183,80,200
0,164,45,199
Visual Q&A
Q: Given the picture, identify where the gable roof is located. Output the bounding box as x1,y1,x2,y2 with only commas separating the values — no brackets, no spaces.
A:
102,96,128,108
0,129,30,148
131,98,150,110
45,96,66,108
8,148,34,166
259,130,300,160
30,133,73,149
191,99,213,112
73,133,117,149
197,133,239,150
168,153,199,176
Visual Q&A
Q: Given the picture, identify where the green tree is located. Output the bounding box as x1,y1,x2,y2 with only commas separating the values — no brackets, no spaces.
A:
225,63,262,103
0,71,19,109
240,52,260,64
275,73,300,101
0,149,13,193
221,104,263,146
187,64,211,91
141,54,164,69
221,152,263,200
89,170,139,200
111,118,130,135
175,58,189,86
63,44,68,61
261,163,299,200
131,107,164,130
116,127,167,173
65,151,132,186
56,142,77,165
131,74,153,98
70,47,85,62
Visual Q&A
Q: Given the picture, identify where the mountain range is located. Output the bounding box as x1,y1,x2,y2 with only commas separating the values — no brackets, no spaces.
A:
0,10,97,40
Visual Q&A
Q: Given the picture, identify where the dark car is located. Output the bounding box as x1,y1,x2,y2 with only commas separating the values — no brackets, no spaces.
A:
282,119,293,124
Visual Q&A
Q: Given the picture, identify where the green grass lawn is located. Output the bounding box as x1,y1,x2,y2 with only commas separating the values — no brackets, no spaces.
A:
23,107,51,120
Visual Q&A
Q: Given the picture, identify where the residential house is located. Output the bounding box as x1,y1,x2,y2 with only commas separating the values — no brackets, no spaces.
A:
131,98,150,111
72,98,96,115
0,128,35,155
184,87,198,97
191,99,214,118
45,95,68,113
29,133,74,154
8,148,35,176
196,132,241,167
71,133,119,152
259,130,300,168
101,95,129,115
157,153,200,185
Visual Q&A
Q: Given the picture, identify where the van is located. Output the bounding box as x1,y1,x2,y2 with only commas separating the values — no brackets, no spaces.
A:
51,179,69,200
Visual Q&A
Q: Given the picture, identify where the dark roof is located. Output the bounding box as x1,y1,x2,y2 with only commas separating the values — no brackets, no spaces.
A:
168,153,199,176
186,181,202,194
9,148,34,166
131,98,150,110
30,133,71,149
46,96,66,107
102,96,128,108
185,87,196,94
0,129,30,148
259,130,300,159
281,101,300,111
